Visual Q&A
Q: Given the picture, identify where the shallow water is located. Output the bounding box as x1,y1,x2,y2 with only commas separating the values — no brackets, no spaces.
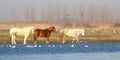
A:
0,43,120,60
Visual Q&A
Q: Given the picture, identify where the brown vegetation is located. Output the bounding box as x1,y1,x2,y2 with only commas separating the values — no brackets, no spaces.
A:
0,22,120,30
1,22,120,44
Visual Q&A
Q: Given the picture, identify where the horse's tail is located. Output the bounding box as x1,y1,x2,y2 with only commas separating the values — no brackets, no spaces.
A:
9,29,13,41
9,31,12,41
10,36,11,42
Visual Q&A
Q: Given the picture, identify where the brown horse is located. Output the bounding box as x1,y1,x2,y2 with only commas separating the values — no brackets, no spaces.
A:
33,26,56,44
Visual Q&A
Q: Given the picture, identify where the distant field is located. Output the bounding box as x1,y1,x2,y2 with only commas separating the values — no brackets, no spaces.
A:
1,28,120,44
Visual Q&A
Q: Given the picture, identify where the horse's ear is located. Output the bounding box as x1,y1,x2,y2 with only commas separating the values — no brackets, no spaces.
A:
48,27,55,30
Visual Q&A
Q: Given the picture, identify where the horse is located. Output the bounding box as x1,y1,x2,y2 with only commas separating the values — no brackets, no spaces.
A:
33,26,56,44
59,28,85,44
9,26,34,44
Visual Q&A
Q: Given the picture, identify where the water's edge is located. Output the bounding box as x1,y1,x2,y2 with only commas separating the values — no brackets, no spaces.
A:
0,43,120,55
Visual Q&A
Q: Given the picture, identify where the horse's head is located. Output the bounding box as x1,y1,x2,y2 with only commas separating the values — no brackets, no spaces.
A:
48,26,56,32
79,29,85,36
28,26,34,34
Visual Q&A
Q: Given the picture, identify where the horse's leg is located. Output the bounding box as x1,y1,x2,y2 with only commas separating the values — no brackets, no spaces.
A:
72,38,75,44
10,34,12,44
13,36,16,44
10,35,11,42
75,36,79,43
34,36,37,44
23,36,28,44
46,37,49,44
62,36,65,44
11,35,14,44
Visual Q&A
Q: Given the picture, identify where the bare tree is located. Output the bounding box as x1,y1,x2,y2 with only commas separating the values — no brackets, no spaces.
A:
46,0,50,23
79,1,85,24
3,14,8,23
30,2,36,22
24,3,36,22
24,5,31,22
41,0,49,23
63,0,68,24
41,6,45,22
100,5,108,23
56,0,61,24
11,8,18,22
88,2,96,23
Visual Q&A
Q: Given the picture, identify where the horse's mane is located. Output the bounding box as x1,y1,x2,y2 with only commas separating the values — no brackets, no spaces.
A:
22,26,34,29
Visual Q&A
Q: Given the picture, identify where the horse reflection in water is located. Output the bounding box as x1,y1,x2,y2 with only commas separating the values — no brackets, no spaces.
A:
33,26,56,44
9,26,34,44
59,28,85,44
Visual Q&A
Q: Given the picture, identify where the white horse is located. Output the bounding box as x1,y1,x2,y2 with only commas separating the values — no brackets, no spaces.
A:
59,28,85,44
9,26,34,44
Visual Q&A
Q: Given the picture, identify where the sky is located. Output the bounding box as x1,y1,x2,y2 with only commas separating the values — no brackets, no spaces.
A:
0,0,120,23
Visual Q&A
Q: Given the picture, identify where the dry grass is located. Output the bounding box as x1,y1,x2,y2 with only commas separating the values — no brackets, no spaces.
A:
1,22,120,44
1,28,120,44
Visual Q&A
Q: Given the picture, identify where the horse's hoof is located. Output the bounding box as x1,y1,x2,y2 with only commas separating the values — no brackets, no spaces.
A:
53,45,55,47
10,45,16,48
23,43,26,44
48,45,51,47
71,44,74,47
34,44,37,47
62,42,65,44
39,45,41,47
60,46,62,48
85,45,88,47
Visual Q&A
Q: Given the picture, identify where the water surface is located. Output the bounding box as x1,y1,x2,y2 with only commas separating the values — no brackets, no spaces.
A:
0,43,120,60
